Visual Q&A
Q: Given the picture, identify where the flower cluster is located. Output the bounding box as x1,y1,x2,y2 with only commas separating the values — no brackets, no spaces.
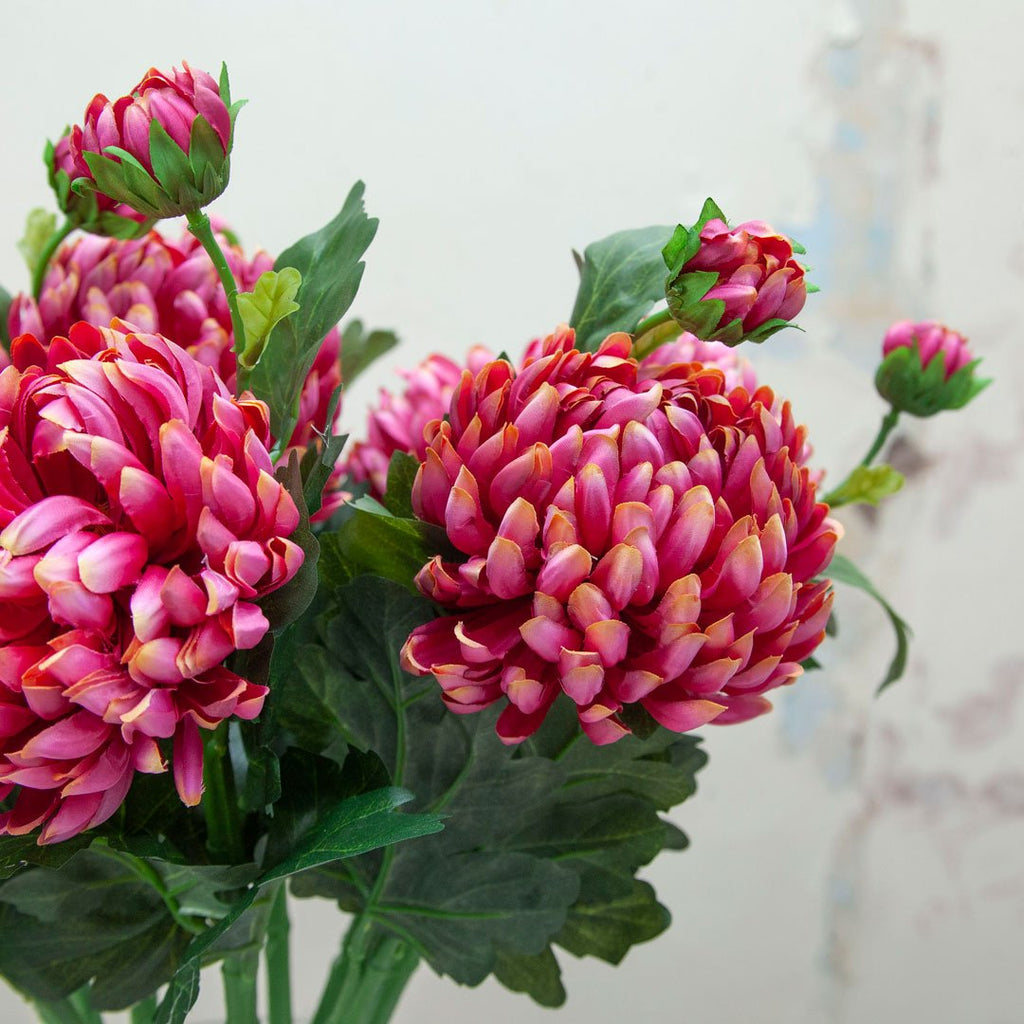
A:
8,228,341,452
0,322,303,842
401,327,839,744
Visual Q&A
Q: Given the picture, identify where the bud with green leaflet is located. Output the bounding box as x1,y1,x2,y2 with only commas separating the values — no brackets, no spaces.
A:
65,62,241,222
662,199,809,347
875,320,988,416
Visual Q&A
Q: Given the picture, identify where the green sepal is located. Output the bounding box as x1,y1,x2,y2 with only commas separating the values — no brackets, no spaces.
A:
660,223,700,276
875,343,990,417
694,196,727,231
569,225,676,352
824,463,905,508
235,268,302,371
339,319,399,388
78,151,162,219
827,553,911,694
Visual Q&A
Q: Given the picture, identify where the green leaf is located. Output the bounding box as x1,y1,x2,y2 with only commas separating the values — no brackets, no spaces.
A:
827,553,911,693
17,208,57,277
286,576,709,1001
382,450,420,517
824,463,905,508
322,500,450,591
340,319,399,389
569,225,675,351
152,961,199,1024
251,183,378,444
492,948,566,1008
0,849,193,1009
235,268,301,370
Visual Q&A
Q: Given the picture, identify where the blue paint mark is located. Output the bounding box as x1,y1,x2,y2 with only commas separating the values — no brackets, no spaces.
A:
826,47,861,89
836,121,865,152
780,679,839,751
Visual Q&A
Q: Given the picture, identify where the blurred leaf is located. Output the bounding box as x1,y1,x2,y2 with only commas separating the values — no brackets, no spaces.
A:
0,283,12,348
492,948,566,1008
251,182,378,444
383,450,420,518
824,463,905,508
828,553,911,693
17,208,56,277
340,319,399,389
569,225,674,352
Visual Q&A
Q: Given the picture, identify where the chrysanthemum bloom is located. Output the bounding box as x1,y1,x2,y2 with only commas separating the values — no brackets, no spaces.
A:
8,228,341,452
401,327,839,745
876,319,988,417
641,332,758,393
65,62,236,220
344,347,493,500
0,321,303,843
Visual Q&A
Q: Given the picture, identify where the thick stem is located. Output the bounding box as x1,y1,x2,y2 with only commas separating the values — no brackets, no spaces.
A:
185,210,249,393
202,723,245,864
265,883,293,1024
312,918,418,1024
222,948,261,1024
32,998,88,1024
31,219,74,299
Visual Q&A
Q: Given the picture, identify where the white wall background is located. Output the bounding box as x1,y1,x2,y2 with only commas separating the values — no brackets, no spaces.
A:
1,0,1021,1020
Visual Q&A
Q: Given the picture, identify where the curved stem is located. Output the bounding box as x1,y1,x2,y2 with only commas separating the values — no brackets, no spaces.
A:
185,210,249,394
632,306,675,343
31,219,74,299
859,408,900,468
823,408,901,507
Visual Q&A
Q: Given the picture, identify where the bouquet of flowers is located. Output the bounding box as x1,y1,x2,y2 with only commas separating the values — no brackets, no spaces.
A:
0,62,987,1024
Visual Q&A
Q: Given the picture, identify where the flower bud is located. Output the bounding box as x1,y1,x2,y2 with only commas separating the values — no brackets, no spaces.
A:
64,62,239,222
875,320,988,416
663,199,809,347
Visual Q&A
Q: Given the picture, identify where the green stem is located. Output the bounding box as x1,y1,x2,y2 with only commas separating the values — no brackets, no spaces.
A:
185,209,249,393
67,989,102,1024
312,918,418,1024
31,219,74,299
822,408,901,507
265,883,293,1024
129,996,157,1024
202,722,245,864
32,997,88,1024
859,408,900,468
222,948,261,1024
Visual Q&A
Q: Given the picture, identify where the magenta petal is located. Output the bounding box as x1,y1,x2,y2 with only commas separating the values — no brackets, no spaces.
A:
0,497,110,555
173,717,204,806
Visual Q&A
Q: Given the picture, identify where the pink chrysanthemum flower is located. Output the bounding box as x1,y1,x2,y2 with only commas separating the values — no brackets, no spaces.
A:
8,227,341,454
0,321,304,843
401,327,840,746
344,346,493,500
881,320,972,380
641,332,758,393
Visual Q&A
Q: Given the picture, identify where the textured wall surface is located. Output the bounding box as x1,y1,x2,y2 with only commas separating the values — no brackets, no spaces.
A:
1,0,1020,1021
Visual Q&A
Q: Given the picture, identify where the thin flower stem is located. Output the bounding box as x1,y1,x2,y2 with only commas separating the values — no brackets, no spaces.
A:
265,883,293,1024
31,219,74,299
185,210,249,393
222,948,261,1024
822,408,902,507
859,408,901,468
632,307,675,343
129,996,157,1024
202,722,246,864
